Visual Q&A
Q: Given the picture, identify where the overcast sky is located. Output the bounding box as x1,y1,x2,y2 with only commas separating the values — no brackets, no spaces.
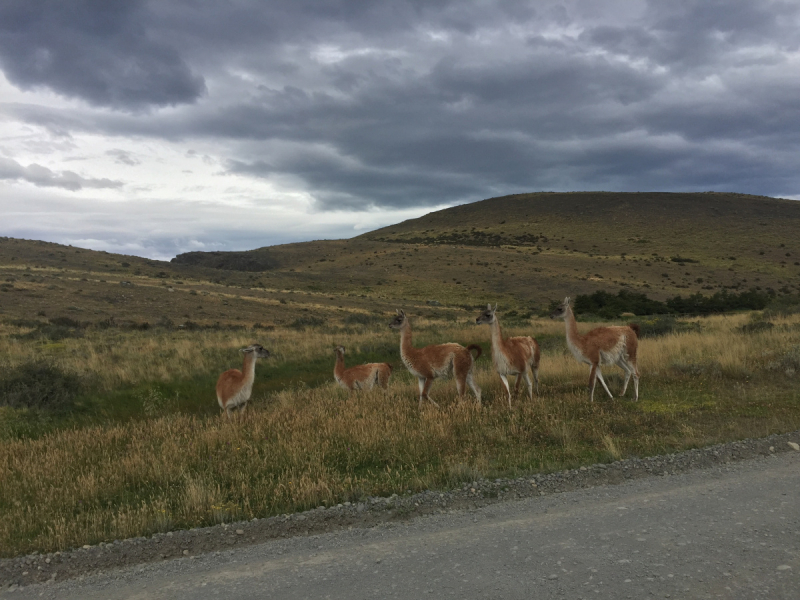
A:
1,1,798,260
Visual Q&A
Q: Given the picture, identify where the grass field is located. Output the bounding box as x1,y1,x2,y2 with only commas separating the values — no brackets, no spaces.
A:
1,309,799,557
1,191,800,557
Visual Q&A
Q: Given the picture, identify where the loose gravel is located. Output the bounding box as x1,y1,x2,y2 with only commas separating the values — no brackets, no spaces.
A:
3,430,799,589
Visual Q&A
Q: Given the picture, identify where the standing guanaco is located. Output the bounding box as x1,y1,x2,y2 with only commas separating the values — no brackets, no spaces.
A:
475,304,540,407
389,309,482,407
550,297,639,401
216,344,271,418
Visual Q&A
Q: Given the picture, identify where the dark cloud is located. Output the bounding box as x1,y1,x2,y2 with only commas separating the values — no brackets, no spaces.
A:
107,149,140,166
0,157,123,191
2,0,799,221
0,0,205,110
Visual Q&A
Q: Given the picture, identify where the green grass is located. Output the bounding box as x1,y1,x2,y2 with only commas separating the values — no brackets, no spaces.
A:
1,197,800,557
2,312,800,557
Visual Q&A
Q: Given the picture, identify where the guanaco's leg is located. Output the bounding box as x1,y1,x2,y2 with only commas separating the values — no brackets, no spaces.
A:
618,361,632,397
588,365,597,402
422,378,437,407
417,377,426,407
466,370,481,406
521,368,533,401
499,374,512,408
595,368,614,399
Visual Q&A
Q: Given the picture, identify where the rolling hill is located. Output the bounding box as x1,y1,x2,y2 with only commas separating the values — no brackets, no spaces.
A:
1,192,798,328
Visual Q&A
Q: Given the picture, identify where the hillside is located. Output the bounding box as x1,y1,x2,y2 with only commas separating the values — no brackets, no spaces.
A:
1,192,798,328
173,191,800,303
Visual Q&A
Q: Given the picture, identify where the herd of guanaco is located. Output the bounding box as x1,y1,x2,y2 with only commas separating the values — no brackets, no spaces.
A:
216,297,640,418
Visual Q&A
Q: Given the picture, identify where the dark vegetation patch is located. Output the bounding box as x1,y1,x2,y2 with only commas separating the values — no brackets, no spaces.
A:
171,249,279,271
343,313,385,326
570,288,776,320
0,363,86,411
11,317,85,341
635,316,701,338
290,315,325,330
378,230,544,247
738,320,775,334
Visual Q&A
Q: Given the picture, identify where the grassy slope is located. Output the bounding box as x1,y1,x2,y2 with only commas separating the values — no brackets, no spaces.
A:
2,192,799,329
1,191,800,555
1,313,799,556
177,191,800,308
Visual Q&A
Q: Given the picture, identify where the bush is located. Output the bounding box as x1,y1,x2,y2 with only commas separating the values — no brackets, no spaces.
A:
737,321,774,334
12,317,85,341
573,290,668,319
572,288,776,318
765,345,800,377
665,289,772,315
48,316,82,328
0,363,85,410
763,294,800,318
290,316,324,330
344,313,377,326
635,315,701,338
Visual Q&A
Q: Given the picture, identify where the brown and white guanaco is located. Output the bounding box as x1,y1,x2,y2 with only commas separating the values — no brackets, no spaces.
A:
389,309,482,407
475,304,540,407
333,345,393,391
550,297,639,401
216,344,271,419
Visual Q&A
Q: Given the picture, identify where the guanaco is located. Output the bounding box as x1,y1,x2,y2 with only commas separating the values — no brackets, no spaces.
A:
216,344,271,419
550,297,639,401
475,304,540,407
333,345,393,391
389,309,482,407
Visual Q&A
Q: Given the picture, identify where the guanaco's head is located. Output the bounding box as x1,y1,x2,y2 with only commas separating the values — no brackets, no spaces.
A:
241,344,271,359
475,303,498,325
334,345,345,356
389,309,407,329
549,297,571,320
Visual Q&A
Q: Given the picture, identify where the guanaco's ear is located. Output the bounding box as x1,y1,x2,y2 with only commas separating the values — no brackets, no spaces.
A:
486,303,491,311
563,296,571,306
399,309,406,317
493,303,498,312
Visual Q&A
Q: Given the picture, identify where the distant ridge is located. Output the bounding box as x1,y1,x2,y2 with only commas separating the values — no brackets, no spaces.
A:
2,192,798,319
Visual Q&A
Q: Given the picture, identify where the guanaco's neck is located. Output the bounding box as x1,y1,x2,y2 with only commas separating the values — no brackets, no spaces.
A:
242,352,258,383
490,316,505,348
334,352,345,378
399,320,416,359
564,306,582,346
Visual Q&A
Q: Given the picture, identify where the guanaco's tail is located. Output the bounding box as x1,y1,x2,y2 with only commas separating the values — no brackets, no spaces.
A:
467,344,482,360
628,323,640,338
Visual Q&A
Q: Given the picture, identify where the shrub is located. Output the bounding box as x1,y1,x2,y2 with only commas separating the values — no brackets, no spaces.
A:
344,313,377,326
572,288,776,318
12,317,84,341
737,321,774,334
290,316,324,330
573,290,667,319
635,316,701,338
0,363,85,411
763,294,800,318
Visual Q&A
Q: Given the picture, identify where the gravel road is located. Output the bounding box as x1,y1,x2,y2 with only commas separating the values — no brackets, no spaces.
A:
4,435,799,600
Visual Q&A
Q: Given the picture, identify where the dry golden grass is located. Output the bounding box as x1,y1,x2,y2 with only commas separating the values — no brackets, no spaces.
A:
1,311,799,556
